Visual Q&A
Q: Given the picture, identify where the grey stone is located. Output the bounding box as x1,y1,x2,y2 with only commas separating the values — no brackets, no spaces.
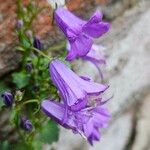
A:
90,113,133,150
131,94,150,150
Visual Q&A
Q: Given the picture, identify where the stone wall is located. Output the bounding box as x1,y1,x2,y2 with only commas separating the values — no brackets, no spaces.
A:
0,0,150,149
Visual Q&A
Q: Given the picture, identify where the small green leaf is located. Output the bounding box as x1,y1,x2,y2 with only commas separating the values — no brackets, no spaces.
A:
16,46,25,52
12,72,30,89
39,120,59,144
32,57,39,67
0,141,9,150
22,38,31,49
10,109,20,127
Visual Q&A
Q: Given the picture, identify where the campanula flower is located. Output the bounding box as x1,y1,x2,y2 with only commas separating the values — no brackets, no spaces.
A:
33,37,42,50
83,44,106,80
82,45,106,64
67,43,106,80
20,117,33,132
55,8,110,61
1,92,13,107
49,60,108,111
42,99,110,145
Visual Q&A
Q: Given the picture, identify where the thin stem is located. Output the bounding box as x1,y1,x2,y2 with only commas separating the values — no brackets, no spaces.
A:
22,99,39,106
47,41,66,51
31,47,52,60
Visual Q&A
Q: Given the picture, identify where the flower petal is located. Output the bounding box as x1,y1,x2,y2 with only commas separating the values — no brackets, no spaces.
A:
66,34,93,61
41,100,65,124
55,8,84,36
83,11,110,38
50,60,108,110
83,22,110,38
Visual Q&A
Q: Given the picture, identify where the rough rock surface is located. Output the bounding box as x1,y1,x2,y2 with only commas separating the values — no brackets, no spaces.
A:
131,94,150,150
100,0,140,20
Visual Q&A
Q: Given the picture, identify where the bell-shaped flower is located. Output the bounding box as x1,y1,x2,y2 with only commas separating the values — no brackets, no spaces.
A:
82,44,106,80
67,43,106,80
55,8,110,61
41,99,110,145
82,44,106,64
49,60,108,111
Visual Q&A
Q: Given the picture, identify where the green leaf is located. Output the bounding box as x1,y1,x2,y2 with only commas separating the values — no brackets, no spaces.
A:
39,120,59,144
0,141,9,150
10,109,20,127
22,38,31,49
12,72,30,89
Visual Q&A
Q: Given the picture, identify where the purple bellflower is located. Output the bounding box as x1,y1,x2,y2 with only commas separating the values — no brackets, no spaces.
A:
49,60,108,111
82,44,106,65
82,44,106,80
1,92,13,107
67,43,106,79
42,99,110,145
55,8,110,61
20,117,33,132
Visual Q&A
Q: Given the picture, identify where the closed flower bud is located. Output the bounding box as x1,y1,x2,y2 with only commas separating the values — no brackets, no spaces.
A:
16,20,23,29
32,84,40,92
25,62,32,72
20,117,33,132
1,92,13,107
33,37,42,50
25,30,33,39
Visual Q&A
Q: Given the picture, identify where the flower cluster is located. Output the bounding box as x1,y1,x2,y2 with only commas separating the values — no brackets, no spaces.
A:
41,7,111,145
1,3,111,147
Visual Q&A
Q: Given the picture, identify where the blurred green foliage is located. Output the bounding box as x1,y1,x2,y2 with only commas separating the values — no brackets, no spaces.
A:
0,0,68,149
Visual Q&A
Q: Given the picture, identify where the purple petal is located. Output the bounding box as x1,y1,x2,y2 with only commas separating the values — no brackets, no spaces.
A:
50,60,108,110
50,60,87,109
80,76,91,81
82,44,106,80
66,34,93,61
83,44,106,64
86,11,103,24
55,8,84,37
41,99,110,145
83,22,110,38
83,11,110,38
41,100,77,129
41,100,65,124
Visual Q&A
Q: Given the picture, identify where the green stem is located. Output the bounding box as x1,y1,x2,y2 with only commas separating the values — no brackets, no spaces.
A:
22,99,39,106
31,47,53,61
47,41,66,51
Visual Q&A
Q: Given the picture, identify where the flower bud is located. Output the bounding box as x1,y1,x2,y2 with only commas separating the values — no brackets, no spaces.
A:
32,84,40,92
25,30,33,39
33,37,42,50
25,62,32,72
16,20,23,29
1,92,13,107
20,117,33,132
